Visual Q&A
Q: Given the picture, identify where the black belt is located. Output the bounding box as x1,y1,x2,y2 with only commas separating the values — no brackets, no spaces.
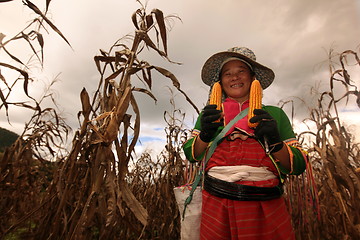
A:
203,173,283,201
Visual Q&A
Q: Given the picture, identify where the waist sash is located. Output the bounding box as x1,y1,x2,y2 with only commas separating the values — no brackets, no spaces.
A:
203,173,283,201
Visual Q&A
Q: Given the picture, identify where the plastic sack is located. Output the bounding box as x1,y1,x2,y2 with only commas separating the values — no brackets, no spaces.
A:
173,186,202,240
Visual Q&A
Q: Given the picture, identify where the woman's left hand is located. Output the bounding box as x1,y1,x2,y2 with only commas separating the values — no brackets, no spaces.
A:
249,109,284,153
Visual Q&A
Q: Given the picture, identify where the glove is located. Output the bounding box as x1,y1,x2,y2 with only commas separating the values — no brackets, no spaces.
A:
199,105,223,142
249,109,284,153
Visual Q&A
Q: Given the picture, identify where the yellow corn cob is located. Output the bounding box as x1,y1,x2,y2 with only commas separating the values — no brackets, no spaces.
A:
248,79,262,128
209,81,222,111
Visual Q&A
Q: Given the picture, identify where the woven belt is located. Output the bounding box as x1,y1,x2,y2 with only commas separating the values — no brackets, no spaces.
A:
203,173,283,201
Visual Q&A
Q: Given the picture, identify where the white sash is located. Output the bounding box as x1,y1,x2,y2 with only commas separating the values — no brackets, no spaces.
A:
208,165,277,182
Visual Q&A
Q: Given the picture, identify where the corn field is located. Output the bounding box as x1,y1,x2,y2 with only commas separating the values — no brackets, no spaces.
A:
1,1,360,239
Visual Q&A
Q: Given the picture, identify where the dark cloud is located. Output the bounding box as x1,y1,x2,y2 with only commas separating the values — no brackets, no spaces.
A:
1,0,359,144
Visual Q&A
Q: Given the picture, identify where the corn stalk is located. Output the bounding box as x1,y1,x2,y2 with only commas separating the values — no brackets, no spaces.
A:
24,2,197,239
285,48,360,240
1,0,71,237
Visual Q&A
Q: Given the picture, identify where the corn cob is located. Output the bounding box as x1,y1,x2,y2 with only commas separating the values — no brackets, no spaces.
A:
209,81,222,111
248,79,262,128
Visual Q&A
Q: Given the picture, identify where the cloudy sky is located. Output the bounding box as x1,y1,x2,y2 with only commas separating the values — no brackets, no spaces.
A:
1,0,360,155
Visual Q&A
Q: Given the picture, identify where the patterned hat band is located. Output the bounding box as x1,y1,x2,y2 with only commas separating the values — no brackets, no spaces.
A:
219,57,253,75
201,47,275,89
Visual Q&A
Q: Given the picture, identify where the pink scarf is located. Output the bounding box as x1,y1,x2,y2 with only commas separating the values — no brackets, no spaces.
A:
222,98,255,136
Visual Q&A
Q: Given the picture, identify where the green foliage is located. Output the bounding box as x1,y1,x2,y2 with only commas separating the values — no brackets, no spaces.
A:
0,127,19,153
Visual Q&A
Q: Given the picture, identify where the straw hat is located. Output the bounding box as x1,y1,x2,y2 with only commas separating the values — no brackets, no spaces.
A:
201,47,275,89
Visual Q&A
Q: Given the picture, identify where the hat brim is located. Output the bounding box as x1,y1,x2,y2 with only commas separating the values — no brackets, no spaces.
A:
201,51,275,89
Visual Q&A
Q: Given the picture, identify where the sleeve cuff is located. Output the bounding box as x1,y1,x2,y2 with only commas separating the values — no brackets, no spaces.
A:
191,135,206,161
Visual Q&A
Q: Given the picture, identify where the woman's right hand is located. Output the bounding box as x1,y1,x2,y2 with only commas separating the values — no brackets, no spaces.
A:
199,105,223,142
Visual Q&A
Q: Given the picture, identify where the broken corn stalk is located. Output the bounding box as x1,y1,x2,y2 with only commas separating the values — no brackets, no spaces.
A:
248,79,262,128
209,81,222,111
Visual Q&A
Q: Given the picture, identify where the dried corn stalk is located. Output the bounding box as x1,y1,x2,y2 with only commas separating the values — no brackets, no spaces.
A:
1,1,197,239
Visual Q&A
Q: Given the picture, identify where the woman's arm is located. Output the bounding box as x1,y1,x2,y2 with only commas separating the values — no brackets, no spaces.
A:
193,136,209,158
272,144,291,171
265,106,307,175
183,115,207,162
183,105,223,162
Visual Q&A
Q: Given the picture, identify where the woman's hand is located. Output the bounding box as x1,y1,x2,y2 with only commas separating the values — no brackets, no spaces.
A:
199,105,223,143
250,109,292,171
249,109,283,153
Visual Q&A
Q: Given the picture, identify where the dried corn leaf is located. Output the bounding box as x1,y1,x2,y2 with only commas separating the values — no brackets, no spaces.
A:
132,87,157,102
152,9,167,53
103,86,132,142
137,30,167,58
0,88,8,110
36,32,44,62
23,0,71,47
104,163,117,228
141,68,151,88
21,31,43,64
105,67,124,82
94,56,116,72
0,32,5,42
152,66,179,88
0,62,29,96
132,9,142,30
80,88,91,119
145,14,154,29
120,181,148,226
127,94,140,162
45,0,51,11
3,46,25,65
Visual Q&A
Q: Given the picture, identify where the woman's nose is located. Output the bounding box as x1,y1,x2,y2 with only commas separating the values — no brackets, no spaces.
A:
230,73,240,80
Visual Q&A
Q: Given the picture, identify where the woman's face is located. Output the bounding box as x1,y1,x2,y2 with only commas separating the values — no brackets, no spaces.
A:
220,60,255,103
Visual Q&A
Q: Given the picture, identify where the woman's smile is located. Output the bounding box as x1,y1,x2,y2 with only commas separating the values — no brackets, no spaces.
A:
230,83,244,88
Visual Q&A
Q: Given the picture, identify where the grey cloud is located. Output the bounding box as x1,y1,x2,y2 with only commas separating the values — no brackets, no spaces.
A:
1,0,359,140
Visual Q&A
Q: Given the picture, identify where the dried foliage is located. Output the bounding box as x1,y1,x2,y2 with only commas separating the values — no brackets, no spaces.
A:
2,1,196,239
2,1,360,240
0,0,71,118
285,48,360,240
32,2,196,239
1,0,71,238
124,99,190,239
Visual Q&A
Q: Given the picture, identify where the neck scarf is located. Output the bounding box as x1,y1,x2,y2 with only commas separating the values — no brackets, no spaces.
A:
223,98,255,135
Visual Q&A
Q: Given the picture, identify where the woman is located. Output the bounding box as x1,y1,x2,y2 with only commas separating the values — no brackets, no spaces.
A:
183,47,307,240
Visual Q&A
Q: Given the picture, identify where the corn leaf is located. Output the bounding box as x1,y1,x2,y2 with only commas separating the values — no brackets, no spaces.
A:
23,0,72,48
132,87,157,102
145,14,154,29
0,88,8,110
131,9,141,30
152,9,167,53
120,181,148,226
80,88,91,119
0,62,29,96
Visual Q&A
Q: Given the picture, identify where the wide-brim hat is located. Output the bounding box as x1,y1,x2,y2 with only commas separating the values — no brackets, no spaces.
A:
201,47,275,89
